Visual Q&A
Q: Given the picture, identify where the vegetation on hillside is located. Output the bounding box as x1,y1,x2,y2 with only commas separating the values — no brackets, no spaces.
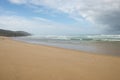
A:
0,29,31,37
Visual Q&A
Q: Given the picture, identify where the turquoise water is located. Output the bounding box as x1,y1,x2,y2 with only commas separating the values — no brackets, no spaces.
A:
13,34,120,56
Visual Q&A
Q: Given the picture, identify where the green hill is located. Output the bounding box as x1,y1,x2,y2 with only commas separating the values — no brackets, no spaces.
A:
0,29,31,37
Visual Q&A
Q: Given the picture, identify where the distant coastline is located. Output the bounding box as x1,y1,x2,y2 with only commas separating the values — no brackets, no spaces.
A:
0,29,31,37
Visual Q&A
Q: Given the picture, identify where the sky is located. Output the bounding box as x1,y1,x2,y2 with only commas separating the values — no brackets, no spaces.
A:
0,0,120,35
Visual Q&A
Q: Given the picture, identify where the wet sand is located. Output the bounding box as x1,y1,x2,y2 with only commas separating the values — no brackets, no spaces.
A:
0,36,120,80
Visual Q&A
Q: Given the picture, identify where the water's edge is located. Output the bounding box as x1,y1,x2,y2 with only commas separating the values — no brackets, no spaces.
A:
12,35,120,56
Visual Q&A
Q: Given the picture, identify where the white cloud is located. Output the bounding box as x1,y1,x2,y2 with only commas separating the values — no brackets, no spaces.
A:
0,15,87,35
1,15,101,35
9,0,120,20
0,16,49,31
9,0,27,4
8,0,120,34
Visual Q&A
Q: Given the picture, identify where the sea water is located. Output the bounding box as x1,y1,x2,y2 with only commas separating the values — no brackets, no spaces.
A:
13,34,120,56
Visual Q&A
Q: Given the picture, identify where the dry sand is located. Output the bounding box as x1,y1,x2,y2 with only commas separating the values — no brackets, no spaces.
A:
0,36,120,80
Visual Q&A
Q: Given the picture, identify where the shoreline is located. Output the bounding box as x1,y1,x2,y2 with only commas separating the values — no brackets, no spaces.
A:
12,37,120,57
0,36,120,80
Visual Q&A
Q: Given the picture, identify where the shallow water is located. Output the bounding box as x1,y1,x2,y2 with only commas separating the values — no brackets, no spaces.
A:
13,35,120,56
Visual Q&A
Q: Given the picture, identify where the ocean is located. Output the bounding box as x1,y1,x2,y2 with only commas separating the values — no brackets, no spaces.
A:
13,34,120,56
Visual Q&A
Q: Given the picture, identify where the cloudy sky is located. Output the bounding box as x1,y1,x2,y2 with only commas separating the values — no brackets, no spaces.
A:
0,0,120,35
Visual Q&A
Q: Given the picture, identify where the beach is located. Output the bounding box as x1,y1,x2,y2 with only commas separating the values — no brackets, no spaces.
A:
0,36,120,80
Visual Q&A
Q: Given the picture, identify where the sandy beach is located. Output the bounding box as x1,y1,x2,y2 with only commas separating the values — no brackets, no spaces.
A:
0,36,120,80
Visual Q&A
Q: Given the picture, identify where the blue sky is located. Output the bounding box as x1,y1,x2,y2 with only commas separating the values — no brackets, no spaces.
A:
0,0,119,35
